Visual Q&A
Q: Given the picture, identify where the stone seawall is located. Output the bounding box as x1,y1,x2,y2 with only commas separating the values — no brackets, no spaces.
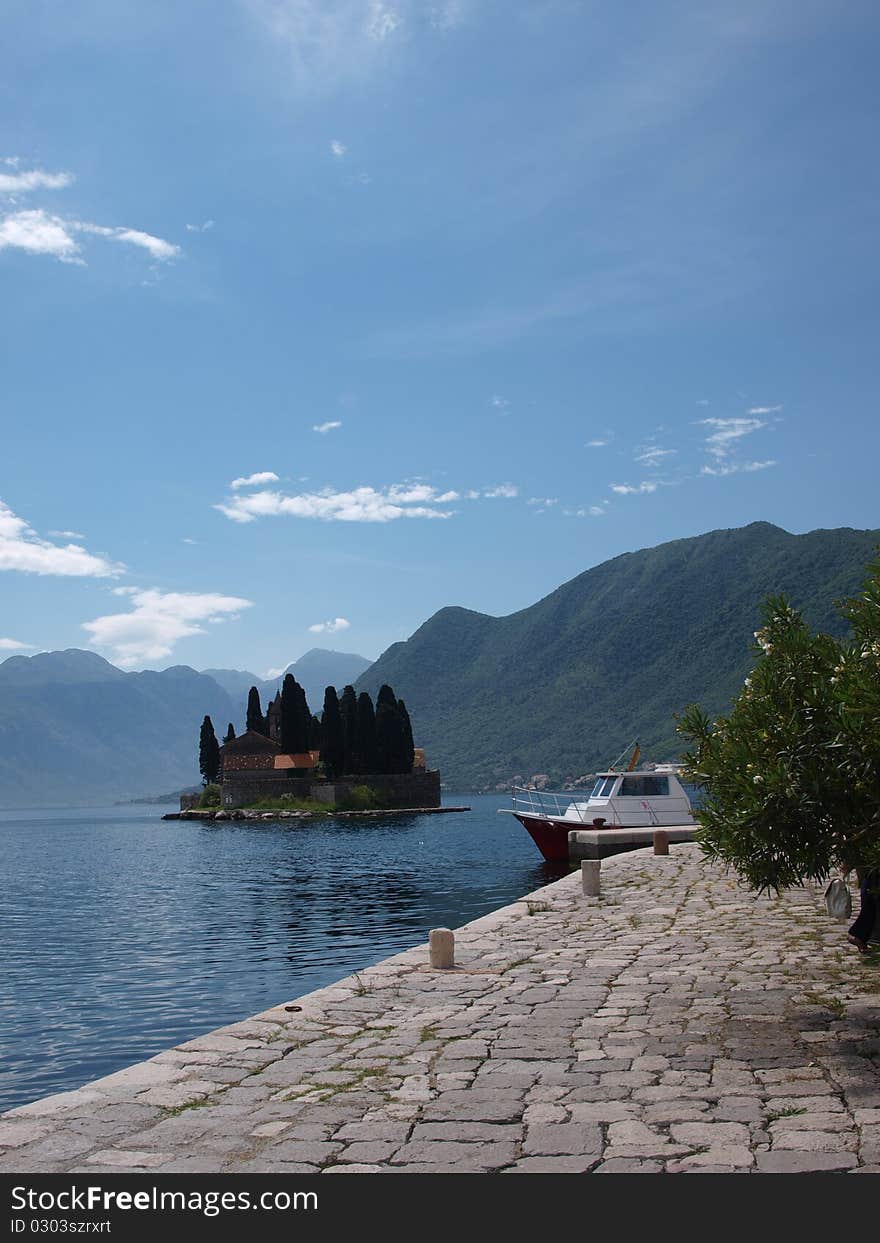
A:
2,844,877,1174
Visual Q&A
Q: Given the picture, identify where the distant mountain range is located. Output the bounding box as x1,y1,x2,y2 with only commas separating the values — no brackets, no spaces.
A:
0,647,371,806
203,649,372,715
356,522,880,790
3,522,878,806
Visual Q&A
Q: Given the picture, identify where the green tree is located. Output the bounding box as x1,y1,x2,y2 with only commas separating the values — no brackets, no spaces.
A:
376,699,408,774
246,686,265,735
223,722,236,744
198,715,221,786
281,674,311,753
397,698,415,773
320,687,344,776
677,570,880,894
339,685,358,775
356,692,378,774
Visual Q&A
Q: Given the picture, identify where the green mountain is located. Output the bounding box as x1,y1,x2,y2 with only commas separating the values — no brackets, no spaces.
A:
0,651,237,806
355,522,880,790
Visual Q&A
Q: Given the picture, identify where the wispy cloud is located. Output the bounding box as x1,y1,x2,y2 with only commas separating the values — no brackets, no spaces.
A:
48,529,86,540
185,219,215,233
216,482,459,524
565,503,607,518
308,616,351,634
330,140,347,157
0,637,34,650
0,501,122,577
313,420,342,434
634,445,676,467
0,166,73,194
230,471,280,490
610,481,658,496
246,0,469,89
527,497,558,512
490,394,509,411
747,404,783,415
83,587,253,667
483,484,518,499
698,415,769,462
701,459,776,477
586,439,608,448
0,209,180,266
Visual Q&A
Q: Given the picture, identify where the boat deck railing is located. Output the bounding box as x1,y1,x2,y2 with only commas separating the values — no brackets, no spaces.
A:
510,786,623,826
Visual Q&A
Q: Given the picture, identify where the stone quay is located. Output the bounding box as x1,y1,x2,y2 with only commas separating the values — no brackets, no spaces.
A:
1,844,877,1174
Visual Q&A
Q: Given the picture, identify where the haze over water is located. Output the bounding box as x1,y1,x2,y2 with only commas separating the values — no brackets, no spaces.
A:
1,796,559,1114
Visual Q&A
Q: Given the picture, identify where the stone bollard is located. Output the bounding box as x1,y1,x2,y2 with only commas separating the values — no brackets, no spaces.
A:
429,927,455,969
653,830,669,856
581,859,601,897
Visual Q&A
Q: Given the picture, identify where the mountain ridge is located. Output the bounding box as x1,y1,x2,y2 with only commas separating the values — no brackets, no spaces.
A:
355,521,880,789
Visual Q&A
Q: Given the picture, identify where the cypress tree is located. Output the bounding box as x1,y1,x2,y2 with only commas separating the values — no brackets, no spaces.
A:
199,715,221,785
295,682,312,753
356,692,378,774
320,687,344,776
223,722,236,744
376,700,407,774
246,686,265,735
397,698,415,773
310,714,323,751
339,685,358,775
376,683,398,710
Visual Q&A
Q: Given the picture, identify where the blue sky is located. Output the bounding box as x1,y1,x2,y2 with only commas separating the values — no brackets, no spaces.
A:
2,0,878,674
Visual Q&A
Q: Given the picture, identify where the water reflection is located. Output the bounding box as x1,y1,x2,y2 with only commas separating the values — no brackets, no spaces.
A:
1,795,553,1112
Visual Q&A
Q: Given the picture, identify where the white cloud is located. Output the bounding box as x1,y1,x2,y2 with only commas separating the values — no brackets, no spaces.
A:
308,617,351,634
483,484,518,499
701,460,776,477
635,446,676,467
490,394,509,410
0,501,122,577
74,221,180,261
696,399,710,406
48,529,86,540
367,1,400,40
698,416,767,461
565,504,606,518
747,405,783,415
182,537,200,545
0,209,180,265
0,167,73,194
185,219,215,232
313,420,342,433
585,439,608,448
83,588,253,667
0,210,81,262
216,482,458,524
330,140,347,157
610,481,658,495
265,664,288,678
230,470,280,490
527,497,558,511
0,637,33,650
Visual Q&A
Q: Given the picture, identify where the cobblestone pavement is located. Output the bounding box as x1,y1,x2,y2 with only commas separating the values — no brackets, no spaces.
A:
2,845,878,1174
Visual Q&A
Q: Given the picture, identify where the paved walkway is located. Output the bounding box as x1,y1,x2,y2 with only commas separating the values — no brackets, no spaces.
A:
2,845,878,1174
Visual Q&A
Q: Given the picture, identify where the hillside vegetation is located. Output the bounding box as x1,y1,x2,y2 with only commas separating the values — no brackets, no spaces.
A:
356,522,880,790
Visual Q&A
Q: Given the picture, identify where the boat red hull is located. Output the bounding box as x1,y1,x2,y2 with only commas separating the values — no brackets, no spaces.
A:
513,814,574,862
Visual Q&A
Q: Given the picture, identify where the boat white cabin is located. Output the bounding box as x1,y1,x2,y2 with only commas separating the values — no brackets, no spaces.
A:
554,764,695,828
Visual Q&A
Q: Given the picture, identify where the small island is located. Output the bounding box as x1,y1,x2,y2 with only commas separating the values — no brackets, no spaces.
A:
165,677,445,820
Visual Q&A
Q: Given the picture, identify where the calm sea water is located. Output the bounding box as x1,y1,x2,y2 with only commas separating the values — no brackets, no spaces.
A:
1,795,564,1114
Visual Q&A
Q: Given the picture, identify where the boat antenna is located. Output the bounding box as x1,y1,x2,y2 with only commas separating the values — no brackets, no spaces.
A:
608,738,639,772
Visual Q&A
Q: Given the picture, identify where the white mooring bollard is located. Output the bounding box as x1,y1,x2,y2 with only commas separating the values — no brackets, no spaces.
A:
429,927,455,969
581,859,601,897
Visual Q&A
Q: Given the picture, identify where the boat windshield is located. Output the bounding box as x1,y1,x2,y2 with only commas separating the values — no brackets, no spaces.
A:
590,776,617,798
619,774,670,797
